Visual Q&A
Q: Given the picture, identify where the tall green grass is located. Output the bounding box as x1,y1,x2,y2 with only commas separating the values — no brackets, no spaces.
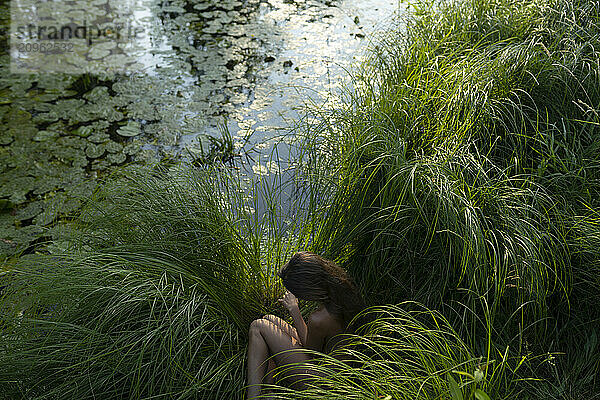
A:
296,0,600,340
0,164,303,399
1,0,600,398
287,0,600,395
262,303,526,400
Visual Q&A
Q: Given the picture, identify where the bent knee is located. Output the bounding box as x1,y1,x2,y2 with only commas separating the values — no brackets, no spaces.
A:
249,318,269,334
262,314,278,323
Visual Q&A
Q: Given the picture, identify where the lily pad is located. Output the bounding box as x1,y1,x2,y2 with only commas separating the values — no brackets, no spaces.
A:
83,85,110,101
82,102,123,122
46,120,68,135
123,141,141,155
194,3,211,11
105,141,123,153
86,143,106,159
55,99,86,119
33,130,60,142
32,110,60,124
10,224,44,245
88,47,111,60
56,136,87,149
0,241,18,256
34,208,57,226
36,74,76,92
33,175,62,195
0,176,36,204
48,144,87,167
74,125,94,137
0,198,15,211
31,92,62,102
0,88,12,105
91,159,111,170
135,148,159,163
68,180,97,199
107,152,126,164
0,212,15,231
162,5,186,13
0,132,13,145
15,200,44,221
72,154,89,168
88,132,110,144
117,121,142,137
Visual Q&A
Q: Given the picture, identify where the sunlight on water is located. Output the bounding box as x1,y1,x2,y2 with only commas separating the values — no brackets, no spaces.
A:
0,0,402,255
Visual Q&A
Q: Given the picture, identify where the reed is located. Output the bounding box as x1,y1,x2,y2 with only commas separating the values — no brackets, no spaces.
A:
1,0,599,398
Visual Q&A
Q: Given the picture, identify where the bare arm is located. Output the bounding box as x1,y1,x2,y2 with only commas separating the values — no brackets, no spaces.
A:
278,291,308,346
304,313,327,353
288,302,308,346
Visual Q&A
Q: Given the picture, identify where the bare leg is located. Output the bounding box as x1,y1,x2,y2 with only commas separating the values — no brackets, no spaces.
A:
246,317,311,399
247,320,270,399
259,359,276,400
263,359,276,386
262,314,301,343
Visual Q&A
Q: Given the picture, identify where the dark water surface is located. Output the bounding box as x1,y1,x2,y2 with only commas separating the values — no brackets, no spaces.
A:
0,0,399,256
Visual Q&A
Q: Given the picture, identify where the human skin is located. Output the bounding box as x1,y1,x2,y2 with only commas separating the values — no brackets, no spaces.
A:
246,290,344,399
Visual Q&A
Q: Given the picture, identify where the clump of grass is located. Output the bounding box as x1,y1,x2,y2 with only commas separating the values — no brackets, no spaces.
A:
262,303,525,399
1,252,246,398
294,0,599,341
0,163,304,399
287,0,600,396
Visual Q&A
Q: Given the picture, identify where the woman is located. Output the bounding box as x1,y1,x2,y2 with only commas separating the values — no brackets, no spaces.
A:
246,251,365,399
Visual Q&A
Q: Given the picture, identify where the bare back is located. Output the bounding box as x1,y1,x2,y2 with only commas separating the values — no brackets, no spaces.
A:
310,306,346,355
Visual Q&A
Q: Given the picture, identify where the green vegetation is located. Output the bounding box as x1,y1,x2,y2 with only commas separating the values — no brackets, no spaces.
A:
0,164,286,398
0,0,272,257
2,0,600,398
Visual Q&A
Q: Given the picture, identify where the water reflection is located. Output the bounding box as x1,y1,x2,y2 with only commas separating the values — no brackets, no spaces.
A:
0,0,399,255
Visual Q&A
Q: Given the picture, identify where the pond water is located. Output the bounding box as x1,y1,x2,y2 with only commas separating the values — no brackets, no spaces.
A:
0,0,401,257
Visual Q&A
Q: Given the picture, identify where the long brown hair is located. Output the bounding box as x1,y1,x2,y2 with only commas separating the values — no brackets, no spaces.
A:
278,251,365,329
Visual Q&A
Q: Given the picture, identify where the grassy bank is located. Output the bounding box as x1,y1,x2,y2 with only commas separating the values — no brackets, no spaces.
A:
2,0,600,398
291,0,600,396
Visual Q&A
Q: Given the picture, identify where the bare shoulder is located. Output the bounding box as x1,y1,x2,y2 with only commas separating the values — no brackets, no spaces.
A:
309,307,343,332
306,306,346,354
